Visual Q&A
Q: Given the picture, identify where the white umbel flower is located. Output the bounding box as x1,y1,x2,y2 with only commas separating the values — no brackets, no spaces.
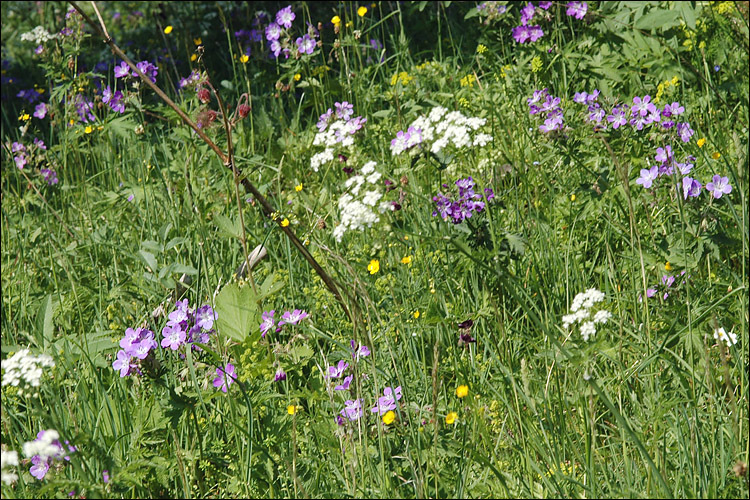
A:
1,349,55,388
1,450,19,485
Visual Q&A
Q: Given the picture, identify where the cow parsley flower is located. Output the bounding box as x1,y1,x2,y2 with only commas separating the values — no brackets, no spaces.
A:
562,288,610,341
1,450,19,485
1,349,55,389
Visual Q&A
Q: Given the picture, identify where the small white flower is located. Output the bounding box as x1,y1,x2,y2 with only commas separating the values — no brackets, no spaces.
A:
593,310,612,324
580,321,596,341
713,327,738,347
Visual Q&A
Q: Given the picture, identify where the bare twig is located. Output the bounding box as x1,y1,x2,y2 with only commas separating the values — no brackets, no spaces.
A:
72,1,354,321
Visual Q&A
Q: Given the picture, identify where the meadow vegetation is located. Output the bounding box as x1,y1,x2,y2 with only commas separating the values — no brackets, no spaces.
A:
1,1,748,498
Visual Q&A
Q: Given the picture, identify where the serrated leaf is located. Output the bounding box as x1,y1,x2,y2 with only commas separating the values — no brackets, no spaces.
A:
214,214,241,239
215,282,260,342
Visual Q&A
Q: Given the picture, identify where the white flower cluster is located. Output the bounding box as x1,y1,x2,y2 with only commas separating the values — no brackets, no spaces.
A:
20,26,57,44
390,106,493,156
310,103,366,172
713,327,738,347
562,288,611,341
1,349,55,389
22,429,60,460
1,450,19,485
333,161,391,242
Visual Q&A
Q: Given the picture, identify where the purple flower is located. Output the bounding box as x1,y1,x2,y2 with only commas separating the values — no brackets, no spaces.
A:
161,325,186,350
631,95,656,117
705,175,732,199
133,60,158,82
317,108,333,131
260,310,275,337
33,102,47,119
11,141,25,153
520,3,536,25
539,113,563,133
112,349,133,377
676,122,694,143
30,455,51,480
528,25,544,42
335,101,354,121
512,25,530,43
327,360,349,379
265,22,281,41
102,470,110,483
213,363,236,393
340,399,363,421
371,386,402,415
335,374,353,391
195,305,217,331
278,309,309,326
655,146,673,165
34,138,47,150
539,1,552,9
276,6,295,28
296,34,316,55
350,340,370,361
269,39,284,58
14,155,27,170
527,88,548,106
114,61,130,78
566,1,588,19
635,166,659,189
274,367,287,382
607,106,628,129
41,168,58,185
682,177,702,199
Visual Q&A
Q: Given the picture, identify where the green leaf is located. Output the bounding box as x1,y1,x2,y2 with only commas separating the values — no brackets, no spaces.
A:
215,282,260,343
214,214,241,239
634,6,682,31
35,294,56,350
138,250,158,272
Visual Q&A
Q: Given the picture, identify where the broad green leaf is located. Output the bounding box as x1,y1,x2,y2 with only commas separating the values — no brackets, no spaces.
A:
35,294,55,350
138,250,158,272
215,282,260,342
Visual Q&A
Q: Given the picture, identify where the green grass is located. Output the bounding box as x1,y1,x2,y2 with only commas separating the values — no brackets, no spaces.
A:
1,1,748,498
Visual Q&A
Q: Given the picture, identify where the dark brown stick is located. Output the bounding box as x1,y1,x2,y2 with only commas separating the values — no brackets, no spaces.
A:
70,1,353,321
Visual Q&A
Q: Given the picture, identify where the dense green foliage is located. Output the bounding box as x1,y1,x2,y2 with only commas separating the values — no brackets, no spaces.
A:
2,1,748,498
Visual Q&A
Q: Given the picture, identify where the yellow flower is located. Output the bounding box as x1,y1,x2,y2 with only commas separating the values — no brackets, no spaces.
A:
446,412,458,425
240,54,249,64
164,25,173,35
190,54,197,62
331,15,341,26
358,6,368,17
665,262,672,271
280,218,290,227
294,73,301,81
570,194,576,202
19,113,30,122
697,138,706,148
295,183,303,192
193,37,202,45
476,44,487,54
346,21,353,28
368,259,380,274
712,152,721,159
413,310,420,319
401,255,412,264
382,410,395,425
287,405,298,415
456,385,468,398
84,126,93,134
